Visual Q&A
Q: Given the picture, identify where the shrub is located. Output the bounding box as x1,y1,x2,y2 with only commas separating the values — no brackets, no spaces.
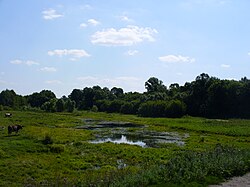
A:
91,105,98,112
165,100,186,118
138,100,186,118
42,134,53,145
49,144,64,153
138,101,167,117
120,102,134,114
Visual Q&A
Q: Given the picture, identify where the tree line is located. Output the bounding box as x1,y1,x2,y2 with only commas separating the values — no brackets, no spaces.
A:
1,73,250,119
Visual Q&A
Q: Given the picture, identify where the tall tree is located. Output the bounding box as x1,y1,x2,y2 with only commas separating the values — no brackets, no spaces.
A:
28,90,56,108
145,77,167,93
68,89,84,109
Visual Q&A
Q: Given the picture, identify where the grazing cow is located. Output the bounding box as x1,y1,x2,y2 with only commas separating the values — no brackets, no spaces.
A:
8,125,23,135
5,113,12,117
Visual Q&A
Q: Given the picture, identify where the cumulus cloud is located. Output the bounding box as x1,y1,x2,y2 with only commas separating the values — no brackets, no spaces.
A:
77,76,143,92
87,19,100,26
120,16,134,22
80,18,100,28
126,50,139,56
41,67,57,72
91,25,158,46
10,60,22,65
221,64,230,68
80,23,87,28
48,49,90,60
10,59,40,66
158,55,195,63
42,8,63,20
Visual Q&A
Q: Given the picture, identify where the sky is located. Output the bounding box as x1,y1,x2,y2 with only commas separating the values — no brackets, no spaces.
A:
1,0,250,97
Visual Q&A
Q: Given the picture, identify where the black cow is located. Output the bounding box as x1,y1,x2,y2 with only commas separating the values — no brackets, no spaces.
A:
8,125,23,135
5,113,12,117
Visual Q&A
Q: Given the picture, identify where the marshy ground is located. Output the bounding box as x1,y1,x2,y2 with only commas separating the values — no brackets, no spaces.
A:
0,111,250,186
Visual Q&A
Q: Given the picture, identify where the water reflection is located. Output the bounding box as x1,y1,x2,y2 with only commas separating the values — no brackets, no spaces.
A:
90,134,146,147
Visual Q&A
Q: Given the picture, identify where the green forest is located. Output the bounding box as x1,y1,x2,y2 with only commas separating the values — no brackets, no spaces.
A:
1,73,250,119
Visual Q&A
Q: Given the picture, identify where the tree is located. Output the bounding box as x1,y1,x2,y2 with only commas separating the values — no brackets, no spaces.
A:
120,102,134,114
65,99,75,112
68,89,84,109
82,87,94,109
56,99,65,112
184,73,215,116
138,100,167,117
166,100,186,118
41,98,57,112
111,87,124,98
145,77,167,93
28,90,56,108
0,89,17,107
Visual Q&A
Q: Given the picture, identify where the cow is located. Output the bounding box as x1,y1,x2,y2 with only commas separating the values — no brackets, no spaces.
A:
8,125,23,135
5,113,12,118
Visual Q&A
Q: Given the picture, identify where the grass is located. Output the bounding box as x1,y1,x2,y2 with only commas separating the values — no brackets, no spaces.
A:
0,110,250,186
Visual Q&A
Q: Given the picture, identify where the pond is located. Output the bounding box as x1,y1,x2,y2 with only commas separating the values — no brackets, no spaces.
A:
77,119,188,148
90,134,147,147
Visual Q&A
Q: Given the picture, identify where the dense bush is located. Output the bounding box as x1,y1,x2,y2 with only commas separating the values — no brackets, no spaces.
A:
138,100,186,118
120,102,135,114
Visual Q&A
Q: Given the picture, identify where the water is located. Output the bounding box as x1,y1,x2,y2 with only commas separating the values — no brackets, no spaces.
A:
90,134,146,147
81,119,187,148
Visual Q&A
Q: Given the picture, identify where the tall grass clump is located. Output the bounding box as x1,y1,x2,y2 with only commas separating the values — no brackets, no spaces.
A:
42,133,53,145
77,145,250,186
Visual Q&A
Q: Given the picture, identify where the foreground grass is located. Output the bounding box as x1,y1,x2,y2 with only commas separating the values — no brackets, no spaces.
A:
0,110,250,186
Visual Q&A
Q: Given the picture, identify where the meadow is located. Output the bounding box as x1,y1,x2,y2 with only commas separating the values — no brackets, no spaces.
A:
0,110,250,186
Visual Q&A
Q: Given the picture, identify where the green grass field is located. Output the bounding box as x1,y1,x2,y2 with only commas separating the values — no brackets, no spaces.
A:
0,110,250,186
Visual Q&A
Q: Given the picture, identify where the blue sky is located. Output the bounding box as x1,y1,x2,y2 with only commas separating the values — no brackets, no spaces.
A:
1,0,250,97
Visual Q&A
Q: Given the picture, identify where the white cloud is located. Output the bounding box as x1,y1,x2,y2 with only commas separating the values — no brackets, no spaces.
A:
45,80,62,84
10,59,40,66
120,16,134,22
87,19,100,26
221,64,230,68
126,50,139,56
26,60,40,66
158,55,195,63
41,67,57,72
91,25,158,46
80,23,87,28
80,18,100,28
10,60,22,65
48,49,90,60
77,76,144,92
42,9,63,20
248,52,250,56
